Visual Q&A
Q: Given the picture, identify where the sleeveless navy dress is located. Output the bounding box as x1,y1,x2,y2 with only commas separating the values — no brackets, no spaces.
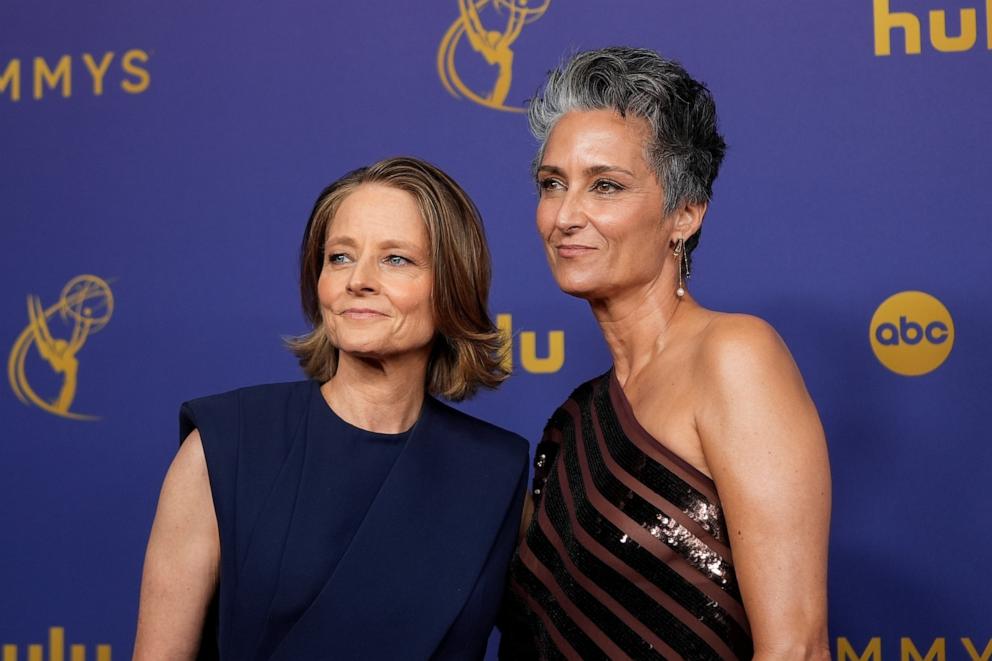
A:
179,380,528,660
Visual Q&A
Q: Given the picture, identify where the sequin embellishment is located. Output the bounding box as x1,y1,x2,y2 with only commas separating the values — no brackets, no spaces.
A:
643,512,731,585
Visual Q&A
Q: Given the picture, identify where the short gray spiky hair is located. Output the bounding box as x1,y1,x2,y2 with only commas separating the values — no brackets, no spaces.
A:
528,47,726,269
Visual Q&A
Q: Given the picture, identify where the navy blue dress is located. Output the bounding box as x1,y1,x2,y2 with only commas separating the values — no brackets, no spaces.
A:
179,380,529,660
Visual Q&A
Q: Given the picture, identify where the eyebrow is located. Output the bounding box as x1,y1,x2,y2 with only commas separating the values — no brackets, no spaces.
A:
324,236,424,252
536,164,636,178
324,236,358,249
378,239,424,252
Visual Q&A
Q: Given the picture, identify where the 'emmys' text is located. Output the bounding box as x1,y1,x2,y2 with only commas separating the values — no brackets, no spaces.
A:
0,50,151,102
837,636,992,660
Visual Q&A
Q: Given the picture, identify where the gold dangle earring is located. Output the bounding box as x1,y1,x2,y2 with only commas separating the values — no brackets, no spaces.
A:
673,237,688,298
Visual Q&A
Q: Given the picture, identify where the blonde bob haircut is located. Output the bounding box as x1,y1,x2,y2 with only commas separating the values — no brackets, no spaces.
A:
287,156,508,401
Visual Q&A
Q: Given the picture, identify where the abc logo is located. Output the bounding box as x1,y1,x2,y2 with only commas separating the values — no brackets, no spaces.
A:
869,291,954,376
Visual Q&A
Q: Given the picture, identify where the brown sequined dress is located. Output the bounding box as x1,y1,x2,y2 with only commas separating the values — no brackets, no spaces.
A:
499,370,753,660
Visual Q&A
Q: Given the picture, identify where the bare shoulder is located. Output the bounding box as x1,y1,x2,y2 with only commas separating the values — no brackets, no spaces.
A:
701,311,779,341
692,311,822,463
695,312,798,387
691,311,817,443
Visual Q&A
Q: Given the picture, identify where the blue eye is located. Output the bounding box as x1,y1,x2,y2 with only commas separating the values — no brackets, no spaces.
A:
385,255,411,266
328,253,350,264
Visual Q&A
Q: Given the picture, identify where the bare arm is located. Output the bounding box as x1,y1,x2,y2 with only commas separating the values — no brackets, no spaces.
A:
133,430,220,660
697,316,831,661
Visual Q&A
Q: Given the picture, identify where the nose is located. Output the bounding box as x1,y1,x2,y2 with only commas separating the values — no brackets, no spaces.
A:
553,189,588,235
345,256,379,295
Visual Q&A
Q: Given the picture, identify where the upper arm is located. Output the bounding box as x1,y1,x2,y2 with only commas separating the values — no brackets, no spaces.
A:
133,429,220,660
697,316,831,659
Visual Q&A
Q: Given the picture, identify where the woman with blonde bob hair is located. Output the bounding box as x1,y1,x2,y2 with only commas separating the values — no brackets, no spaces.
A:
135,156,529,660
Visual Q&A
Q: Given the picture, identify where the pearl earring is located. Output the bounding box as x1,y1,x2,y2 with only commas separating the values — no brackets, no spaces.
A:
673,237,689,298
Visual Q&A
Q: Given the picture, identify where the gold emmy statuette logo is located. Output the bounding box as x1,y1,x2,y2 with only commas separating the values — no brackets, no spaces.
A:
7,275,115,420
869,290,953,376
438,0,551,112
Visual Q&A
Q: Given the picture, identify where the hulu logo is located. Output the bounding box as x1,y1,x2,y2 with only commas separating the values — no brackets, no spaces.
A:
873,0,992,55
2,627,110,661
497,313,565,374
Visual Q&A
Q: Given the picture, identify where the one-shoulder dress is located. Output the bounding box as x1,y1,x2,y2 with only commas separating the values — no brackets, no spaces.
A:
499,370,753,660
180,380,528,660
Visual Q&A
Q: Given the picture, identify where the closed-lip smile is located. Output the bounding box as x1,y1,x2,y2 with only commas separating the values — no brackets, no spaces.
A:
555,243,597,257
341,307,387,318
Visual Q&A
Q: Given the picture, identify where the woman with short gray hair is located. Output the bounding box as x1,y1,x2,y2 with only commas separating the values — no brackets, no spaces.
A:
500,47,831,660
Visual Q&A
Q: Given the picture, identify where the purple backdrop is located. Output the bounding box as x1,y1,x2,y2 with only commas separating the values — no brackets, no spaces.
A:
2,1,991,658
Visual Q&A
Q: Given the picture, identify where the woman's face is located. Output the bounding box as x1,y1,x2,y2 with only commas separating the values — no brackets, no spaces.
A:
536,109,672,301
318,183,435,364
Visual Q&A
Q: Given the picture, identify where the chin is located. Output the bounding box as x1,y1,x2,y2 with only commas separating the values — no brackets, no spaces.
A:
337,344,384,360
553,274,603,301
334,333,388,355
337,337,434,363
551,261,605,294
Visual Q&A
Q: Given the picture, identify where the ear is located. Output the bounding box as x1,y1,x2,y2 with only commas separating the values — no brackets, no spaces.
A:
671,200,707,240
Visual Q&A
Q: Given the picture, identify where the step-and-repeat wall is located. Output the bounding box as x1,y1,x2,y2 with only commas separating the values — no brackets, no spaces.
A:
2,2,990,658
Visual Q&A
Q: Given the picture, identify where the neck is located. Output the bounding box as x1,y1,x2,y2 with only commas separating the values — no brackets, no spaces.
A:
321,349,430,433
589,274,692,386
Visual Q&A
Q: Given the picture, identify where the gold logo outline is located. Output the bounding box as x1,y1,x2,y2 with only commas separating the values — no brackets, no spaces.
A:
7,274,115,420
437,0,551,113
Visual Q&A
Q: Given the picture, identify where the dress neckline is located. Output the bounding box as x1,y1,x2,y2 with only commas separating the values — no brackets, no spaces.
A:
311,380,416,442
606,367,718,495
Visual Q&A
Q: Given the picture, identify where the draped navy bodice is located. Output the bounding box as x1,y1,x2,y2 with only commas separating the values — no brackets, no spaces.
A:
180,380,528,660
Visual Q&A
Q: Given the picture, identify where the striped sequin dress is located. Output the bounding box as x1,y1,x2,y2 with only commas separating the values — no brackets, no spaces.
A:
499,370,753,660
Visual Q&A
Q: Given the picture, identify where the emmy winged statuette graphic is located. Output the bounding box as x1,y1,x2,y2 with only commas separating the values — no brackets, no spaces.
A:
438,0,551,112
8,275,115,420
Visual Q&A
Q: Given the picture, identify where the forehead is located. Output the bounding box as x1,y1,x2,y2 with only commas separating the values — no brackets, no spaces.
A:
327,183,427,241
542,109,652,169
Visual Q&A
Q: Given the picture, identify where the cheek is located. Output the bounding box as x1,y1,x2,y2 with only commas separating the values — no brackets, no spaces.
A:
403,281,436,333
316,271,339,323
535,201,556,237
317,268,338,303
607,224,667,276
600,209,661,249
